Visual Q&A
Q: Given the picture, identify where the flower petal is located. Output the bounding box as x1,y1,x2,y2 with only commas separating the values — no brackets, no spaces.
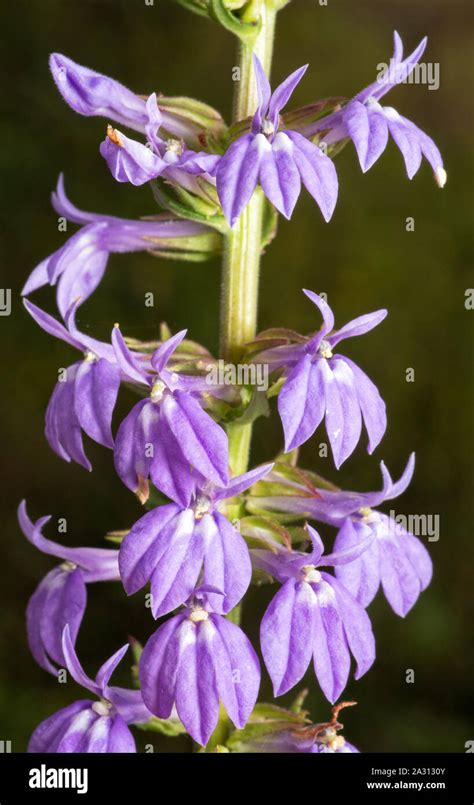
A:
285,131,338,221
268,64,308,123
62,625,100,696
106,715,137,752
261,578,315,696
201,512,251,614
213,463,273,501
114,399,158,492
119,504,182,595
378,535,423,616
216,133,265,226
27,567,86,674
311,581,351,703
343,101,389,172
328,309,387,348
111,325,149,385
384,452,415,500
23,298,83,351
148,513,203,618
328,358,363,467
278,355,326,451
150,419,200,508
28,701,93,753
150,330,187,374
211,614,260,728
259,133,301,218
139,614,187,719
175,619,220,746
74,358,120,448
251,54,271,131
326,573,376,679
100,129,165,186
49,53,148,131
303,289,335,338
333,519,381,607
162,391,229,486
385,110,423,179
45,366,92,470
343,357,386,454
319,358,345,468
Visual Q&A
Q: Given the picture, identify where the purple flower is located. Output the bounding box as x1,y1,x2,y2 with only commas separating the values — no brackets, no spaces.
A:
49,53,150,132
101,94,220,187
330,455,433,616
49,52,215,144
119,463,272,617
112,326,229,504
19,501,119,675
24,299,121,470
260,290,387,465
254,525,375,702
139,596,260,746
22,174,211,318
29,626,150,752
253,455,432,617
304,32,446,187
216,55,338,226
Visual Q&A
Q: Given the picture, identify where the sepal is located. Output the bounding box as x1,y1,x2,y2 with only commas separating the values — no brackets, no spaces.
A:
227,701,308,753
281,97,345,133
154,93,227,150
151,181,227,232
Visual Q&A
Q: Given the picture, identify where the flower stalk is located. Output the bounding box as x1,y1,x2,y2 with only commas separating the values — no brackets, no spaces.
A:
220,1,278,475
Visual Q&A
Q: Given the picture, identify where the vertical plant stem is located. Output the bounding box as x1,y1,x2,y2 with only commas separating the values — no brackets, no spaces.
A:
220,1,278,476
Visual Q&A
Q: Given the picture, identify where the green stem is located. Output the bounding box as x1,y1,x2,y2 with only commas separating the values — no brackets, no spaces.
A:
220,1,278,476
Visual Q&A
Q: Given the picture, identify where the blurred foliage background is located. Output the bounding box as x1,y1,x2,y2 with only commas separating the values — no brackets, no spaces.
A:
1,0,472,753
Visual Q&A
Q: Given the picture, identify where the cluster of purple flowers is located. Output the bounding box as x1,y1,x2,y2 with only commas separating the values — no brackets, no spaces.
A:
21,27,442,752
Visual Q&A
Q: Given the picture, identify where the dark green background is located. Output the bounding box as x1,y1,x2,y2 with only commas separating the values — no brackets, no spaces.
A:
1,0,472,752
